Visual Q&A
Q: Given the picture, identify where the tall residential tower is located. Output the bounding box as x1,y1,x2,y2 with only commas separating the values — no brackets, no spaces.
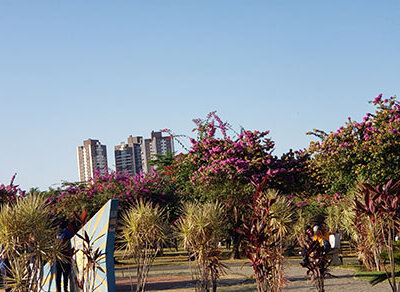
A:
77,139,108,181
114,131,174,175
114,136,143,176
141,131,174,173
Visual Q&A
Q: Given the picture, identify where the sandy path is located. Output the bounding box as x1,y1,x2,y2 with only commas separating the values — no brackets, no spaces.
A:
116,259,391,291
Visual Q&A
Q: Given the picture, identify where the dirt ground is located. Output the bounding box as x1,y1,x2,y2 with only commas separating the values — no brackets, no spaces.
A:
115,259,391,292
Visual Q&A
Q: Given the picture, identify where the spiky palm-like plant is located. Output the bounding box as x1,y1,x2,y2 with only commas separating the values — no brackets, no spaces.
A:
267,190,294,290
120,199,168,292
0,194,63,292
176,201,226,292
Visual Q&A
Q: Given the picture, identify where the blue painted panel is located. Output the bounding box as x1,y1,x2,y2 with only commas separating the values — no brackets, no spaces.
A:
41,199,119,292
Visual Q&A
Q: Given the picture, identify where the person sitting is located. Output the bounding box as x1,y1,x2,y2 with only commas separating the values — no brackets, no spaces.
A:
300,225,314,265
313,229,331,253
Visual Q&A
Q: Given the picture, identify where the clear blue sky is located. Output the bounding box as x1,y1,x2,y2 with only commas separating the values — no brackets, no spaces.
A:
1,1,399,190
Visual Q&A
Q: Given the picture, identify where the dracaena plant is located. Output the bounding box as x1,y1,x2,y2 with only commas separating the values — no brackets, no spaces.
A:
74,231,106,292
237,177,284,292
355,180,400,292
300,240,332,292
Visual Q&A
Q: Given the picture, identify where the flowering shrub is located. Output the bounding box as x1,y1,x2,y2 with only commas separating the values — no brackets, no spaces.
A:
170,113,309,258
308,94,400,195
0,174,25,204
188,113,308,195
46,170,176,221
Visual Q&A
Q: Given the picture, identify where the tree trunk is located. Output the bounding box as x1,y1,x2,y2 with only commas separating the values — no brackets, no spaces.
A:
230,232,241,259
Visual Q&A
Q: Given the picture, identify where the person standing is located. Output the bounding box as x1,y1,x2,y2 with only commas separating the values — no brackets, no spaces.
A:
56,221,74,292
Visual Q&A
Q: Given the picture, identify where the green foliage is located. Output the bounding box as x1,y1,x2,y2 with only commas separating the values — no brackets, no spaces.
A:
354,180,400,291
176,201,226,292
238,181,284,292
120,199,169,292
300,240,332,292
149,151,175,169
267,190,295,238
74,231,106,292
0,195,63,291
121,199,168,254
308,95,400,195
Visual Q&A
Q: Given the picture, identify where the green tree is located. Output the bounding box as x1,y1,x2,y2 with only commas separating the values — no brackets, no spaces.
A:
149,151,175,170
308,95,400,195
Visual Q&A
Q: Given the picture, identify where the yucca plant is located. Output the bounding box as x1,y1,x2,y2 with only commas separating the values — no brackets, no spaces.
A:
267,190,294,290
0,194,63,291
325,204,341,234
176,201,226,292
293,210,313,245
120,199,168,292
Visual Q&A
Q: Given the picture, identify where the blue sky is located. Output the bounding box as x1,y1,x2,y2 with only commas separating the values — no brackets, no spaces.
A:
1,1,399,190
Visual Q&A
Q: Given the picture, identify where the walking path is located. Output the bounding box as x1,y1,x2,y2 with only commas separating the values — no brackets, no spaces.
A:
115,258,391,291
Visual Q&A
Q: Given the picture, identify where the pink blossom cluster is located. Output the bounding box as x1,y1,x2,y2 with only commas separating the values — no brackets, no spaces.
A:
314,94,400,156
188,115,307,192
0,174,25,204
46,169,168,212
189,129,278,184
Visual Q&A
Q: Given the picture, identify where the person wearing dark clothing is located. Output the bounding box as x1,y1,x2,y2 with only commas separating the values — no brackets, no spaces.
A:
300,225,314,265
225,237,232,249
3,258,11,292
56,224,74,292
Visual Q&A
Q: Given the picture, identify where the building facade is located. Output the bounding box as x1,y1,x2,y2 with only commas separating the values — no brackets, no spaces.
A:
114,136,143,176
77,139,108,181
141,131,174,173
115,131,174,175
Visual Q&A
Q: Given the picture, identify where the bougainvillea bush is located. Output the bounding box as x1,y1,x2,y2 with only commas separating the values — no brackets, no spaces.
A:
45,170,177,222
164,112,309,258
0,174,25,205
308,95,400,195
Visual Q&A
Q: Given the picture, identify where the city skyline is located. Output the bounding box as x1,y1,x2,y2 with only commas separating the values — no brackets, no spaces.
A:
78,131,174,183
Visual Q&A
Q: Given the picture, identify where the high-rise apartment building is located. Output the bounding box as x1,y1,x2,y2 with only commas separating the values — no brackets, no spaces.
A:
141,131,174,173
114,132,174,175
114,136,143,176
77,139,108,181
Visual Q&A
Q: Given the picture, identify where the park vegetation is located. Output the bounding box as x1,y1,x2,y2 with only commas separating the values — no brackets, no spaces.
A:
1,94,400,291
